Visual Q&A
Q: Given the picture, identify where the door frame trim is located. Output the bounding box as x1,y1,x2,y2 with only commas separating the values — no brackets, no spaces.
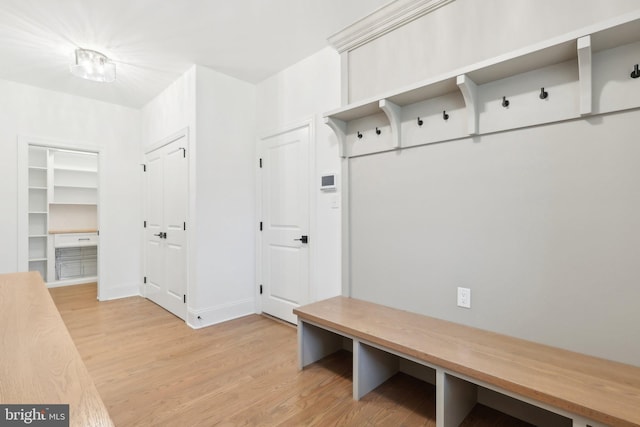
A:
255,117,316,317
142,127,191,322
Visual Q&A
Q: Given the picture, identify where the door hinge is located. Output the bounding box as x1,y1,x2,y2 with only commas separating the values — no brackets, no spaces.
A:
183,294,186,303
180,147,186,158
142,164,146,172
259,158,262,168
184,222,186,231
144,220,147,228
144,276,147,284
259,221,263,231
259,284,263,295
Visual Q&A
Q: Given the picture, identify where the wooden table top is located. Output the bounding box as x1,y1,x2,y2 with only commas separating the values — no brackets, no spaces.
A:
0,272,113,427
294,296,640,427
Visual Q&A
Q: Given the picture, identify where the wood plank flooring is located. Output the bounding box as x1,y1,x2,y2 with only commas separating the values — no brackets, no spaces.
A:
49,284,530,426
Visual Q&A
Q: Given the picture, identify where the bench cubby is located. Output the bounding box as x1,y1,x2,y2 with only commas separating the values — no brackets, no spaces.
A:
294,296,639,427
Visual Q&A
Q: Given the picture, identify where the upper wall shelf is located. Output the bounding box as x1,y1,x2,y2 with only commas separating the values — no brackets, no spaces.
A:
325,9,640,158
325,99,381,122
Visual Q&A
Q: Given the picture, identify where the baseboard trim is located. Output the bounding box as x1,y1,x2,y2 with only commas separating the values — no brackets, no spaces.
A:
98,282,140,301
187,298,255,329
46,277,98,288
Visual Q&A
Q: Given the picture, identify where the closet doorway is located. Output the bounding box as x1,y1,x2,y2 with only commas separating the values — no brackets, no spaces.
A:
19,140,101,295
259,124,310,324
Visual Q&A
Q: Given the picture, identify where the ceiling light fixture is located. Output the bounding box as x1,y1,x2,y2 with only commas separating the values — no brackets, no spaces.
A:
70,48,116,83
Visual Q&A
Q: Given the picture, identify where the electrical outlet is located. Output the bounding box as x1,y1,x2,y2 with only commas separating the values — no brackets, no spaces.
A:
457,287,471,308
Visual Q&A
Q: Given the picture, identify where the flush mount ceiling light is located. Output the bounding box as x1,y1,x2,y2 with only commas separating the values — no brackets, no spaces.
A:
70,48,116,83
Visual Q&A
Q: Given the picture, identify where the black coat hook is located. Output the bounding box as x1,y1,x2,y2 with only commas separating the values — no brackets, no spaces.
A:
375,127,381,135
417,117,423,126
442,110,449,120
502,96,510,108
539,87,549,99
357,131,363,139
631,64,640,79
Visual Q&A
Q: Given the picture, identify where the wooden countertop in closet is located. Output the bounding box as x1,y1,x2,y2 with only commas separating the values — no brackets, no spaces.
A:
0,272,113,427
48,229,98,234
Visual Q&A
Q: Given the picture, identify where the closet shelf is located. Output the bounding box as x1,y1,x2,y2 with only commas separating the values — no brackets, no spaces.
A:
53,167,97,173
326,99,382,122
49,202,96,206
53,184,97,190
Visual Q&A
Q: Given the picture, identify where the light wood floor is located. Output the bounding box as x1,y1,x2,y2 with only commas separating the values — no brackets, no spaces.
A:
49,284,532,426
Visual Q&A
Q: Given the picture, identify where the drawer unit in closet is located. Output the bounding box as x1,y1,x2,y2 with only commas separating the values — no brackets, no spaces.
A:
54,232,98,248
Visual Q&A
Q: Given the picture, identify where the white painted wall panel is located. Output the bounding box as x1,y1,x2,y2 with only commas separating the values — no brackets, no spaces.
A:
349,109,640,366
193,65,256,319
141,67,196,148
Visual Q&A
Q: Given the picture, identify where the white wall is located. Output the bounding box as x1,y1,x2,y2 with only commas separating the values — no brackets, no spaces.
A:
192,65,256,324
349,110,640,366
141,65,256,327
141,67,196,148
347,0,640,102
256,46,343,303
0,78,141,299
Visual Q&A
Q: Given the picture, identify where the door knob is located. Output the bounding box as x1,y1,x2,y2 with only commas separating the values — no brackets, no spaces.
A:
294,235,308,244
154,232,167,239
154,233,162,237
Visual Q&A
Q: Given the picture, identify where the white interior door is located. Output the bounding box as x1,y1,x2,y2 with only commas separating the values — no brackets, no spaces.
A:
145,136,187,320
261,126,310,323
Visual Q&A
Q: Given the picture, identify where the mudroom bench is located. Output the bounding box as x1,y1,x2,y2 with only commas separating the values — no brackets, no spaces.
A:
293,296,640,427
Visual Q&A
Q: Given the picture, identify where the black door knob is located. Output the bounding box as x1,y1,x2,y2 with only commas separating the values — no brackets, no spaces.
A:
294,235,309,244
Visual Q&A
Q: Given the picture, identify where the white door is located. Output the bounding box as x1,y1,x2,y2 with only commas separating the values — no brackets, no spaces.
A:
261,126,310,324
145,136,188,320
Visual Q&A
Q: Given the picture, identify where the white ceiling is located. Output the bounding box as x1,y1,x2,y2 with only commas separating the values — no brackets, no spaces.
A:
0,0,390,108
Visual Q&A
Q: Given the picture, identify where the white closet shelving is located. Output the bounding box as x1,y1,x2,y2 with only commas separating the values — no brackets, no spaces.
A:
26,146,98,284
51,150,98,205
27,146,49,280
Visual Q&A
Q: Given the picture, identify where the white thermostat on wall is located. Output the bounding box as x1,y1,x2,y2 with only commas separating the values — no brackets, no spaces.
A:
320,173,337,191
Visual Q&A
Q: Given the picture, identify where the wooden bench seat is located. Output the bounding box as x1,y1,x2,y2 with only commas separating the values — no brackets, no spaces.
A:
294,296,640,427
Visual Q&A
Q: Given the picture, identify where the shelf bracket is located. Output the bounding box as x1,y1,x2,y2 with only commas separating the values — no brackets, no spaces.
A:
456,74,478,135
577,35,592,116
324,117,348,158
378,99,401,149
